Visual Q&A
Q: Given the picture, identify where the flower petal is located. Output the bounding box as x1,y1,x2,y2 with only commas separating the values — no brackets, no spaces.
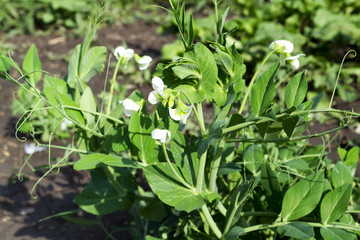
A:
269,40,294,54
151,129,171,143
148,91,161,105
168,108,181,121
137,55,152,70
152,77,164,97
121,98,141,117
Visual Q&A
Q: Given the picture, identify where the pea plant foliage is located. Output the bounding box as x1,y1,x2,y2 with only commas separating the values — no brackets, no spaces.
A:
1,1,360,239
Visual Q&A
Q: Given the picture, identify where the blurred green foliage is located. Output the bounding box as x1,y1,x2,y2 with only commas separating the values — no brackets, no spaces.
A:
160,0,360,103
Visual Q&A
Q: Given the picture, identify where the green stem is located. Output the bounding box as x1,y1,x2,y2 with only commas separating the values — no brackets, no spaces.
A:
201,204,222,238
102,165,126,196
161,143,194,190
196,103,207,135
106,57,122,116
238,50,275,115
209,140,225,192
217,201,227,216
196,150,208,193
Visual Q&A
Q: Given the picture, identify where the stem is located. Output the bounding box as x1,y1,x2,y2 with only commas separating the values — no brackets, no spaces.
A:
217,201,227,216
196,150,208,193
106,57,122,115
201,204,222,238
161,143,194,190
209,140,225,192
238,50,275,115
196,103,207,135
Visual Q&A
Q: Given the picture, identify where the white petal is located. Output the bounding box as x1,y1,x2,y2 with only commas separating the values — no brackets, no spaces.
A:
137,56,152,70
289,59,300,70
355,125,360,135
269,40,294,54
151,129,171,143
24,143,46,154
148,91,160,105
152,77,164,97
121,98,141,117
284,54,306,60
180,105,192,124
169,108,181,121
114,46,134,61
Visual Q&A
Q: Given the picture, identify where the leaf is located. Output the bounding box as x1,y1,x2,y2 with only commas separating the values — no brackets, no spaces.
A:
224,226,245,240
282,171,324,221
250,62,279,116
214,47,234,77
342,147,359,176
244,144,264,174
277,222,315,239
78,46,107,83
143,162,205,213
74,153,140,170
0,54,11,78
172,64,200,79
320,227,356,240
22,44,42,86
261,163,281,195
74,168,135,215
331,162,353,188
80,87,97,126
102,127,130,153
282,115,300,138
285,71,307,108
195,43,219,103
129,110,157,165
320,184,352,224
57,92,85,126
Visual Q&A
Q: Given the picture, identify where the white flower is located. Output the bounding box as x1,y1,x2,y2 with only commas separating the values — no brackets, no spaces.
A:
354,124,360,135
148,77,165,105
60,118,73,130
120,98,141,117
269,40,294,54
114,47,134,68
151,129,171,144
137,55,152,70
24,143,46,155
285,54,306,70
169,104,192,124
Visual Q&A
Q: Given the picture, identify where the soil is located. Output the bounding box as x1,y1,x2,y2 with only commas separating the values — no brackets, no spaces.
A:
0,17,360,240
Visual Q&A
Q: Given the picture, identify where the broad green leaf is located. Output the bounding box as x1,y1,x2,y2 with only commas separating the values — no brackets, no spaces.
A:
342,147,359,176
143,162,204,213
139,198,168,222
244,145,264,174
74,168,135,215
80,87,97,126
195,43,219,103
284,158,309,171
78,46,107,83
129,110,157,165
172,64,200,79
320,184,352,224
43,75,68,116
261,163,281,195
250,62,279,116
67,44,82,87
320,227,356,240
74,153,140,170
282,171,324,221
22,44,42,86
214,47,234,77
285,71,307,108
0,54,11,78
57,92,85,126
277,222,314,239
331,162,353,188
102,127,129,153
224,226,245,240
282,115,300,138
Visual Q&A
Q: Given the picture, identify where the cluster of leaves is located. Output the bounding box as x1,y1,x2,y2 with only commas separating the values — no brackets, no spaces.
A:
1,1,360,239
0,0,158,36
160,0,360,103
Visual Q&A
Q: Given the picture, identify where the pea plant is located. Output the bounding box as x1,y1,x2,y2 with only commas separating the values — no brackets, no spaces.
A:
1,1,360,239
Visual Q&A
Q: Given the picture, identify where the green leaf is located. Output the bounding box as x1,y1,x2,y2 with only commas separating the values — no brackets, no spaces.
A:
282,115,300,138
331,162,353,188
261,163,281,195
195,43,219,103
74,168,135,215
342,147,359,176
320,227,356,240
80,87,97,126
285,71,307,108
102,127,130,153
224,226,245,240
74,153,140,170
22,44,42,86
277,222,314,239
129,110,157,165
214,47,234,77
140,198,168,222
282,171,324,221
62,215,97,226
250,62,279,116
244,145,264,174
320,184,352,224
172,64,200,79
0,54,11,79
57,92,85,126
144,162,204,213
78,46,107,83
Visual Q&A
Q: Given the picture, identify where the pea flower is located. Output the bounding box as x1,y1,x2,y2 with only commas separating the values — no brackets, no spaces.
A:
136,55,152,71
24,142,46,155
114,46,134,68
169,100,192,124
269,40,294,54
151,129,171,144
285,54,306,70
119,98,141,117
60,118,73,130
148,77,165,104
